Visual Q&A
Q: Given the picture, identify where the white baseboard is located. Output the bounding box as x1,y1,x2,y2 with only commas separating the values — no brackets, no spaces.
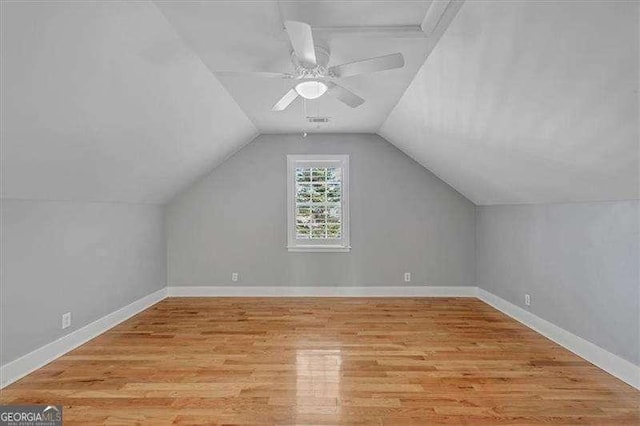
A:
477,288,640,390
0,288,167,389
166,285,479,297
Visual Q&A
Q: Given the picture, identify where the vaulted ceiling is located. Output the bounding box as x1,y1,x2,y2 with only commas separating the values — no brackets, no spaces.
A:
1,1,637,206
1,1,257,204
380,1,639,205
154,1,448,133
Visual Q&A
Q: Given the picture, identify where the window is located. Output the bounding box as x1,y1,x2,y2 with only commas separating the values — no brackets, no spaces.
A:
287,155,350,252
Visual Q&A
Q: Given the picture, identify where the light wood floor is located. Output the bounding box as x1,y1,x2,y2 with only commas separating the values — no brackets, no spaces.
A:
1,298,638,425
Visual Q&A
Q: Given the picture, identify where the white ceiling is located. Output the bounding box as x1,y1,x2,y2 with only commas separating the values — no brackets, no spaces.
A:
380,0,639,205
1,1,256,204
154,1,446,133
2,1,636,206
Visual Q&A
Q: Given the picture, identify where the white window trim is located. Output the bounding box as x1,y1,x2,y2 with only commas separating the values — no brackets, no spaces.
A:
287,154,350,253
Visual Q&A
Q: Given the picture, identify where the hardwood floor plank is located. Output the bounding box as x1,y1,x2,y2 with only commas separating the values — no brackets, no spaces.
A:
1,297,637,424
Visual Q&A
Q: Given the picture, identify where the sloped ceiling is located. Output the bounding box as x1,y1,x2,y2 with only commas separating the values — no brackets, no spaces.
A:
2,1,636,207
154,1,446,133
1,1,257,204
380,1,639,205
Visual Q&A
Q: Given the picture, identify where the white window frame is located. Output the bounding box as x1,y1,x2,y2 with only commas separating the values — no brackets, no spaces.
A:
287,154,350,253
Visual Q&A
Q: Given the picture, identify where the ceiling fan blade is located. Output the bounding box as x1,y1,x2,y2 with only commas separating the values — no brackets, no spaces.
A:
329,53,405,78
326,82,364,108
272,88,299,111
284,21,317,66
214,71,293,79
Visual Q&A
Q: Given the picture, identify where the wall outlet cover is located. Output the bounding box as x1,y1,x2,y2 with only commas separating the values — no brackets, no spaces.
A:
62,312,71,329
404,272,411,282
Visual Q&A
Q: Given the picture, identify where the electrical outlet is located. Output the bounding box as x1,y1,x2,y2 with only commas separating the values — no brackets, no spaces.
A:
62,312,71,329
525,294,531,306
404,272,411,282
231,272,239,282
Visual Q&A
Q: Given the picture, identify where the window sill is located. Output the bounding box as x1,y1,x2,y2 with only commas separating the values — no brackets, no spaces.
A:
287,245,351,253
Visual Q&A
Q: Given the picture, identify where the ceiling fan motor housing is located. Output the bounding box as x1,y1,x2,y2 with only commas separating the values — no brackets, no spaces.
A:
292,45,331,79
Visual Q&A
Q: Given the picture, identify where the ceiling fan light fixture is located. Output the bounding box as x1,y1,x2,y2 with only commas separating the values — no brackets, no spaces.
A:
295,80,327,100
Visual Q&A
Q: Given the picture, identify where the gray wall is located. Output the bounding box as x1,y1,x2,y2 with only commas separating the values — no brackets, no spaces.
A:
1,199,166,364
166,133,476,287
477,200,640,365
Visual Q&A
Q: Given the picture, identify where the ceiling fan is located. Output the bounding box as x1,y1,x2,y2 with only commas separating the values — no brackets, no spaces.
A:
216,21,405,111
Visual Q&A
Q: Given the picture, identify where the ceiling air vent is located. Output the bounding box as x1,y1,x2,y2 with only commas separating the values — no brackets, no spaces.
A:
307,117,330,123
